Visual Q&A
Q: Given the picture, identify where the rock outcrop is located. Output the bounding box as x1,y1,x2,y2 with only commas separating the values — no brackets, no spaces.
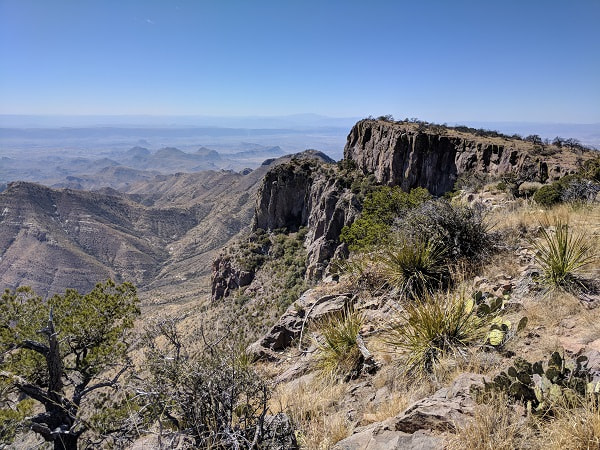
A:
333,373,484,450
251,153,359,280
247,289,353,359
344,119,587,196
211,255,255,301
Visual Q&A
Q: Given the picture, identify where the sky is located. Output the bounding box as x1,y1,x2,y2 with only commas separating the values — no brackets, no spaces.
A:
1,0,599,123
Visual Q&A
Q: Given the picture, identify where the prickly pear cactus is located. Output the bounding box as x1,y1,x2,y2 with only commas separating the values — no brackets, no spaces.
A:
470,291,527,347
471,351,599,415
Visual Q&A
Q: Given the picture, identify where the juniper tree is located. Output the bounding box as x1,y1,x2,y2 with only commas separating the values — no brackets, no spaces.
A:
0,280,140,450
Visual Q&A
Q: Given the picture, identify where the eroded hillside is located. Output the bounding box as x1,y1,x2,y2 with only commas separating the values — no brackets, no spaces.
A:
0,151,332,304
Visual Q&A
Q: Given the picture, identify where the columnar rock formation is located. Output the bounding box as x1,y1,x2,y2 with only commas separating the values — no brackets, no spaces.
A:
344,119,583,195
251,154,359,280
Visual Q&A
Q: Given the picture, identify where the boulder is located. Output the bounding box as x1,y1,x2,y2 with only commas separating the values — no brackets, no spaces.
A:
249,289,353,356
333,422,443,450
393,373,483,433
334,373,483,449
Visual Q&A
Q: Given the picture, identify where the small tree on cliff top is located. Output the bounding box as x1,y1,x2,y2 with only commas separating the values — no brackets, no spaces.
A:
0,280,140,450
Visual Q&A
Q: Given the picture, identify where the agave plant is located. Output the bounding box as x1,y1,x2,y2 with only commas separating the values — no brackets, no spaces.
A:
532,219,595,292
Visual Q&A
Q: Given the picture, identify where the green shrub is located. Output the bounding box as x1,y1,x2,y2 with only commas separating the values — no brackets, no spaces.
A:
385,292,489,374
381,238,449,297
314,308,364,380
531,219,595,292
533,184,563,207
582,156,600,182
341,186,431,251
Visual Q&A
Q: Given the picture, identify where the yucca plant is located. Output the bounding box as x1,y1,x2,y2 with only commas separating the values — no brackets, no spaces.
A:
385,292,488,374
314,308,364,380
532,219,595,293
381,238,449,298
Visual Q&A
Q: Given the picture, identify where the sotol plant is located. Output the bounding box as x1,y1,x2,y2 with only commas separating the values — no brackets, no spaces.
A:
314,308,365,381
385,292,490,374
381,238,449,298
532,218,595,292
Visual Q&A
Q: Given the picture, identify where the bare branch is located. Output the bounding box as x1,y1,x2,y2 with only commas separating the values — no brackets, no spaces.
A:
9,377,50,405
74,364,129,404
20,339,50,356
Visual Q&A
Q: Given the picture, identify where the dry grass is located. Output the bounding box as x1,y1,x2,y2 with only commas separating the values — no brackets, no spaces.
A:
313,308,364,380
431,349,505,385
541,398,600,450
271,378,350,449
447,394,536,450
526,291,582,328
361,391,410,425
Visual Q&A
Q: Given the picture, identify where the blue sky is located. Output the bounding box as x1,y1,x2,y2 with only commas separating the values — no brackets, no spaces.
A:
1,0,599,123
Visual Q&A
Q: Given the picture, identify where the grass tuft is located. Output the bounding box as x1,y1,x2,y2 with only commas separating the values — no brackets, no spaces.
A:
314,308,364,380
542,396,600,450
447,394,535,450
381,238,448,298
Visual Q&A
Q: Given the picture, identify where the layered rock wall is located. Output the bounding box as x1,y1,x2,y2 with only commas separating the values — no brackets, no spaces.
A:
344,119,577,195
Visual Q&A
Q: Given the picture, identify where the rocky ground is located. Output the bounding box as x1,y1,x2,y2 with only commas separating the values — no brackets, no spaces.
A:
243,196,600,449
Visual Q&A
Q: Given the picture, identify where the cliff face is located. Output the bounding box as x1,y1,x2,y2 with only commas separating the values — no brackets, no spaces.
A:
251,157,359,280
212,153,359,300
211,121,596,302
344,120,583,196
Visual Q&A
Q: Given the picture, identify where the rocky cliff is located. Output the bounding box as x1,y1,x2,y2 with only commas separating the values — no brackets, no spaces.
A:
214,121,597,302
211,151,360,300
252,153,360,279
344,119,589,196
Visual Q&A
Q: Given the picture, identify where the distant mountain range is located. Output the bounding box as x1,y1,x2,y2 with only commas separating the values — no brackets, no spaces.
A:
0,144,286,190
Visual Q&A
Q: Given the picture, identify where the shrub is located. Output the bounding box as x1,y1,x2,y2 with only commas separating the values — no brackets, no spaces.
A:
314,308,364,380
582,156,600,182
381,238,449,297
385,292,489,374
531,219,595,293
140,319,283,448
560,178,600,203
533,184,563,207
399,199,495,262
340,186,431,251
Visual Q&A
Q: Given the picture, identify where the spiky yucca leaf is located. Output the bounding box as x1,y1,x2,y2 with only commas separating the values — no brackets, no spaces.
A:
314,308,364,380
385,292,488,374
381,238,448,298
532,219,595,292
